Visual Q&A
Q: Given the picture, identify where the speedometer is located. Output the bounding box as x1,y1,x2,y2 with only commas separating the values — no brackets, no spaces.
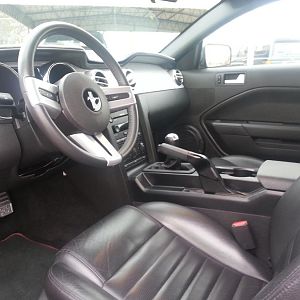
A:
44,63,76,84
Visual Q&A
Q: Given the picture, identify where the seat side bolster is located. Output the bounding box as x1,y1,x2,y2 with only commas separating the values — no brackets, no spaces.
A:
53,205,161,282
55,251,105,287
254,255,300,300
139,202,272,282
46,263,116,300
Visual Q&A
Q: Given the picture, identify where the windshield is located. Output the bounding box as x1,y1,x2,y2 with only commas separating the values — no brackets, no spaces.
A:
0,0,219,61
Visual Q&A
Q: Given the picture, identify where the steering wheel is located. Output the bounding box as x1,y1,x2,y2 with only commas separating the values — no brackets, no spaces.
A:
18,22,139,167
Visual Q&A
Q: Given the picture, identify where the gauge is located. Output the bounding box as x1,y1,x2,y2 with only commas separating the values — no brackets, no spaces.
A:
45,63,76,84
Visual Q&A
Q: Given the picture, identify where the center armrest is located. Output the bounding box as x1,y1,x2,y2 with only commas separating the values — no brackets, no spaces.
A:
257,160,300,191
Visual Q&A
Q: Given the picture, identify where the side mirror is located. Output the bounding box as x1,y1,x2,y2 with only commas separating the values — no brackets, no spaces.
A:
204,44,231,68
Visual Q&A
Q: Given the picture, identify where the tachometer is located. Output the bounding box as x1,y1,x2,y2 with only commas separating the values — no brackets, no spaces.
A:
44,63,76,84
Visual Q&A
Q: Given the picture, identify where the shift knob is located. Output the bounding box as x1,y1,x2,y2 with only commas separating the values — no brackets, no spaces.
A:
165,133,180,147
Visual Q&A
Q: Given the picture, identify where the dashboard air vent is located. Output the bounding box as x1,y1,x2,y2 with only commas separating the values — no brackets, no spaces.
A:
173,69,184,86
94,71,108,87
125,69,136,89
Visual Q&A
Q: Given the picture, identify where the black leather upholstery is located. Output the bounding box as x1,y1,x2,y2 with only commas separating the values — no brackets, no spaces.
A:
45,179,300,300
253,255,300,300
212,155,263,169
45,203,271,300
269,179,300,274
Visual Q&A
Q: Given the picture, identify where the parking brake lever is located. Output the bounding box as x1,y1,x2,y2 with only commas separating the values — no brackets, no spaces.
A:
158,143,230,194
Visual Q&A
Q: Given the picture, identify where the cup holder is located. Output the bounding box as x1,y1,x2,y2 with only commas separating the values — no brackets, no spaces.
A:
217,166,257,177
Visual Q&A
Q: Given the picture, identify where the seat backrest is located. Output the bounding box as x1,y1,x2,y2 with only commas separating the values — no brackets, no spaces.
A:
270,178,300,273
253,179,300,299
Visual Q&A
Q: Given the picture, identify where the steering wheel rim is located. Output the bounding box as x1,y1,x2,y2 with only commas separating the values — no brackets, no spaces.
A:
18,21,139,167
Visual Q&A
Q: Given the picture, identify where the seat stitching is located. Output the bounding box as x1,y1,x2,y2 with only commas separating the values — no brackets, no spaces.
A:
129,205,163,227
286,236,296,266
288,230,300,264
105,226,163,281
131,205,266,281
158,223,270,283
60,206,162,282
275,229,300,273
58,249,106,284
151,246,193,299
256,280,267,298
180,258,208,299
121,235,180,299
48,267,82,300
175,253,206,299
205,267,225,299
123,208,269,292
261,264,300,300
133,205,268,281
231,275,244,300
271,272,300,300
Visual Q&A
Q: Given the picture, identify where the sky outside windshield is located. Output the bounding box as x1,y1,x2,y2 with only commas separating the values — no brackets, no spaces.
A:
0,1,219,60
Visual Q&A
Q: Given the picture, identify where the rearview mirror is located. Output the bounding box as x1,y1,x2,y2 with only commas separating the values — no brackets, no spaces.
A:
204,44,231,68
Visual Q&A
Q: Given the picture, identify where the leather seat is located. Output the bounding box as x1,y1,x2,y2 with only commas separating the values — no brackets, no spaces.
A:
44,179,300,300
212,155,263,170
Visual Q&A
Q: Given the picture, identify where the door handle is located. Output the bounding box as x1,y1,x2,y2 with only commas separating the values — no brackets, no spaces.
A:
224,73,245,84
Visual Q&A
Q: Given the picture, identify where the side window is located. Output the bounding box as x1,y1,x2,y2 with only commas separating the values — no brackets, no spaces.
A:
203,0,300,68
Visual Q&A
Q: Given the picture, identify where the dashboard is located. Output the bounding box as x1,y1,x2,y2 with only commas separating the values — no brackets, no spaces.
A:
0,47,189,190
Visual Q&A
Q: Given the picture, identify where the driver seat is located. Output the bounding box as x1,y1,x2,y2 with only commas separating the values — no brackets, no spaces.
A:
44,180,300,299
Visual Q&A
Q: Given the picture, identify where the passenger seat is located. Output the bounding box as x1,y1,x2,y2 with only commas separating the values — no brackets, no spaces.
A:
212,155,263,170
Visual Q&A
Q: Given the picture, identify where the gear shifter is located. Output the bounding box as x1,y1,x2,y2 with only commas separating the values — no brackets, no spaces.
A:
165,133,180,147
163,133,182,169
158,143,230,194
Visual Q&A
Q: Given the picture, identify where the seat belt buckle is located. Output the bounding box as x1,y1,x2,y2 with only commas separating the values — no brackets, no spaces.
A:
231,220,255,250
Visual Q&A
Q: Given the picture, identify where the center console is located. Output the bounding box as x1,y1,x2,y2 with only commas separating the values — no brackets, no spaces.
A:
132,133,283,215
111,109,147,170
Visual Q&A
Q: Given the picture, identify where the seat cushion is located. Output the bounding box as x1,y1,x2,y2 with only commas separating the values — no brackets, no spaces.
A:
212,155,263,169
45,202,271,300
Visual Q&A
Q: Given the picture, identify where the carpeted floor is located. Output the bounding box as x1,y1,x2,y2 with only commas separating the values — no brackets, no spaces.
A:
0,233,56,300
8,174,102,248
7,169,127,248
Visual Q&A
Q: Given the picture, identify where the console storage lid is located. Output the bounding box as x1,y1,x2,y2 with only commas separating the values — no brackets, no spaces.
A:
257,160,300,191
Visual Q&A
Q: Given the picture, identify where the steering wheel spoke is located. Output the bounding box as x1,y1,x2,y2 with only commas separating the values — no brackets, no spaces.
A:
103,86,136,112
69,132,122,166
23,77,61,119
19,22,138,166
